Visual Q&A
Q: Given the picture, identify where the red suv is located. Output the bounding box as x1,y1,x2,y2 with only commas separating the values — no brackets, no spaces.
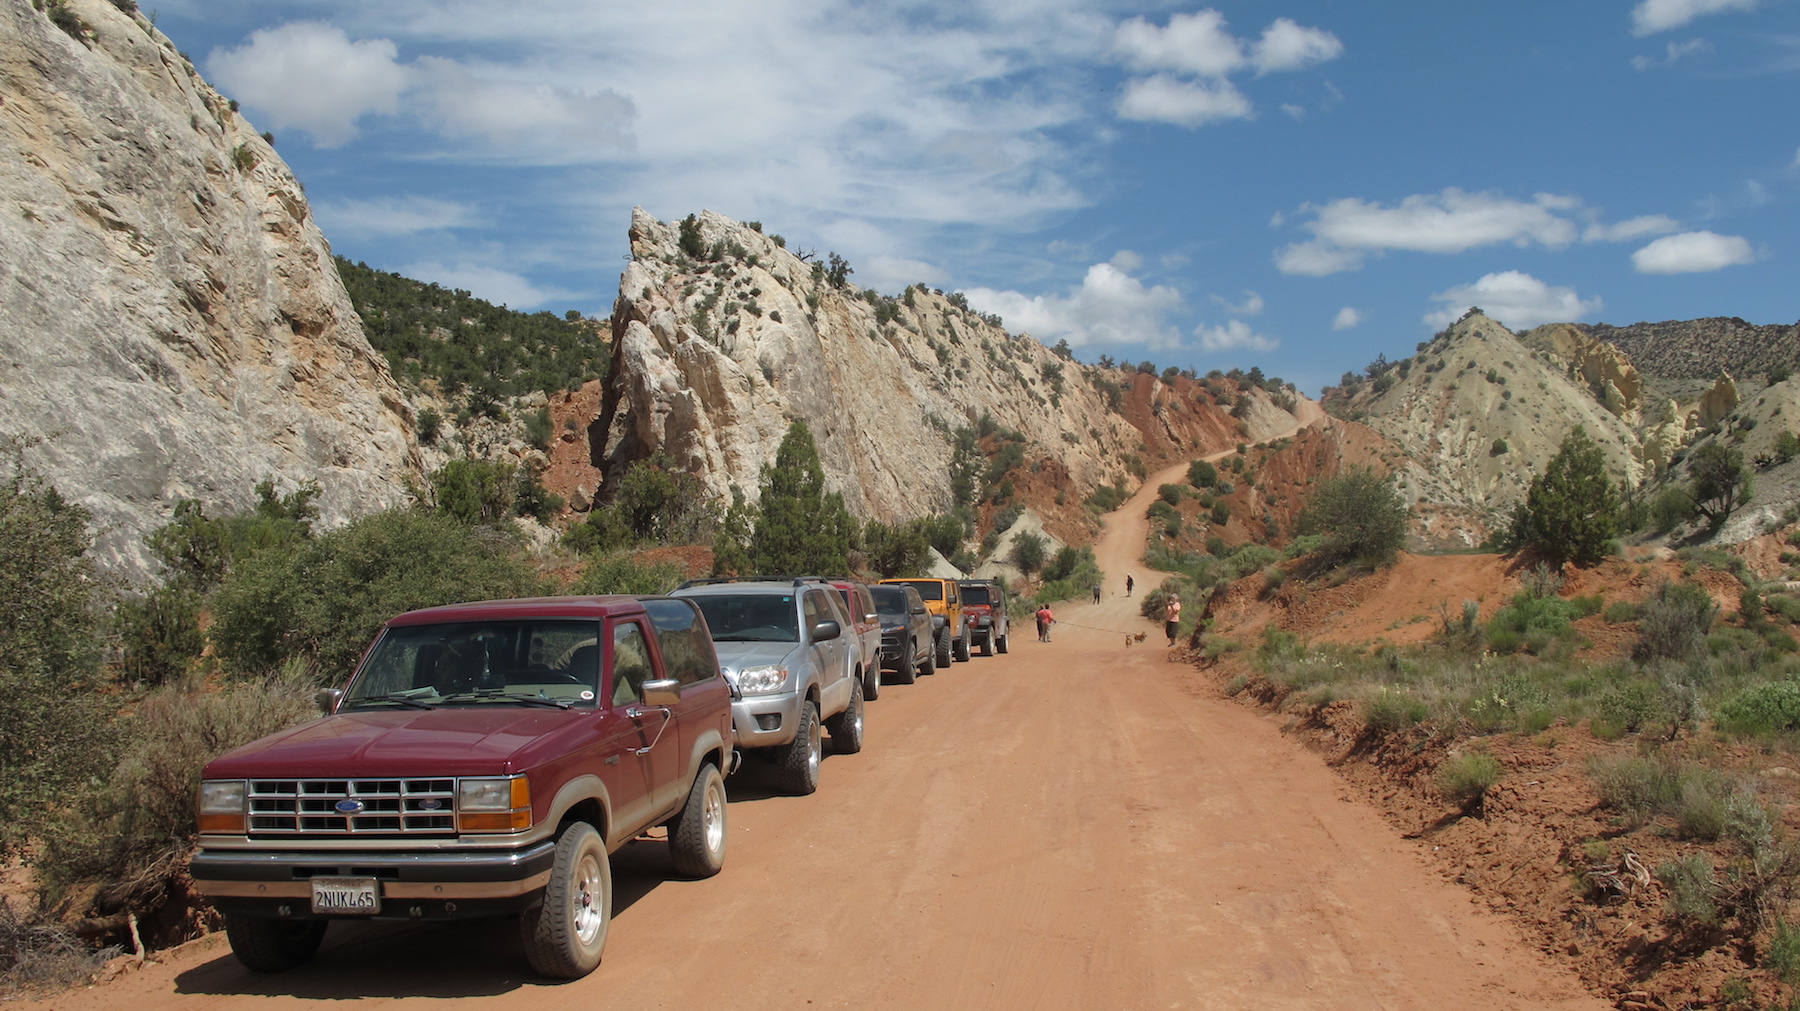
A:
827,578,883,700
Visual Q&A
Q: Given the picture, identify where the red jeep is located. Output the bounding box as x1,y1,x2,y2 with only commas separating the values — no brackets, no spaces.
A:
191,595,733,979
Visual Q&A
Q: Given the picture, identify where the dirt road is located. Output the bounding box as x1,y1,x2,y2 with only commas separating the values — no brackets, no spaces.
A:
33,449,1609,1010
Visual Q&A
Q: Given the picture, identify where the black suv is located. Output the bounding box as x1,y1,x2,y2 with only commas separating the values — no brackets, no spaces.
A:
869,582,935,684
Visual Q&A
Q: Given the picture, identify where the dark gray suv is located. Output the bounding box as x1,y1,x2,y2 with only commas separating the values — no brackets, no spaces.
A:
870,582,935,684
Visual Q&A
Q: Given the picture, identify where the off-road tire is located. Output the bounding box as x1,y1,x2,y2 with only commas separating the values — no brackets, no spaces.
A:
521,822,611,979
953,632,971,662
934,627,953,667
894,636,918,684
862,663,880,701
825,677,865,754
224,915,327,973
774,700,823,795
980,629,995,656
996,631,1009,654
667,763,727,879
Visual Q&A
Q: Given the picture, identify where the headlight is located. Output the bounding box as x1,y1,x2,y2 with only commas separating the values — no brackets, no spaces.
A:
197,780,247,834
458,776,531,833
732,664,789,695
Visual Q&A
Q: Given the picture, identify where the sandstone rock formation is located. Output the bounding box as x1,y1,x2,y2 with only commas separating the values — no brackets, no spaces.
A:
0,0,420,576
593,208,1309,541
1524,323,1645,420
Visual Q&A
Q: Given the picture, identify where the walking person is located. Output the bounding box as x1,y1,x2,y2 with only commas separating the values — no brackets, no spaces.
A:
1036,604,1056,642
1091,582,1101,604
1164,593,1182,647
1125,574,1134,597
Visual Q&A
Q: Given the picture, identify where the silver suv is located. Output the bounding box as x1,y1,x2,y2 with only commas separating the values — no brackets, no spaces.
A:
672,578,865,795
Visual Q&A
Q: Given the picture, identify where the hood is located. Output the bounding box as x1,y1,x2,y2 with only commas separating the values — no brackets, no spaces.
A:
711,641,802,675
202,707,592,779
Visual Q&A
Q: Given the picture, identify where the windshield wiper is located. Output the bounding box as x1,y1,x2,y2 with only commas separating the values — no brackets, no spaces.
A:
351,691,440,710
437,688,574,709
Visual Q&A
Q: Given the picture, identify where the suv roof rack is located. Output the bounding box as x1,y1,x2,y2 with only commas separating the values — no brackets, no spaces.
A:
675,575,831,590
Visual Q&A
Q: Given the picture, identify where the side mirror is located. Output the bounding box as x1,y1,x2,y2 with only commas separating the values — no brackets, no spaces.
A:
643,678,681,707
911,604,927,615
811,619,841,641
314,688,343,714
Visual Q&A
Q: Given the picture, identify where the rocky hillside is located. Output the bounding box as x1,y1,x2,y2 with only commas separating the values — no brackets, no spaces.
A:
0,0,419,577
591,208,1310,543
1577,317,1800,383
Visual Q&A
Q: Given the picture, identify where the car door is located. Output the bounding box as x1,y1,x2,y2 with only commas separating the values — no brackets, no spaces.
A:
640,597,731,810
804,588,851,716
603,617,669,835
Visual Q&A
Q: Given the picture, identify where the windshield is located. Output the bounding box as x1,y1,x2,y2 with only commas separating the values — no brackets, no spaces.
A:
870,585,912,619
344,619,600,708
897,580,942,601
962,585,993,606
690,594,799,642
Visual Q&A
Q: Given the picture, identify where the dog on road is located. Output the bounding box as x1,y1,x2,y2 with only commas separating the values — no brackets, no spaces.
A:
1125,631,1147,648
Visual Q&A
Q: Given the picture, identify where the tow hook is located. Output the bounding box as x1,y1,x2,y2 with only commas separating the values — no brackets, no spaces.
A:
728,749,744,776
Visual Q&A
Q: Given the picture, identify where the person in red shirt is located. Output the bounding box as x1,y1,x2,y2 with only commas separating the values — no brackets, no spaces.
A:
1035,605,1056,642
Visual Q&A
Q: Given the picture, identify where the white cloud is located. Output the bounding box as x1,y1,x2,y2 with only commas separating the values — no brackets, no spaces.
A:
1630,37,1714,69
1423,271,1602,330
1114,10,1244,77
1631,230,1756,273
315,196,481,239
1631,0,1759,36
1212,290,1264,315
1196,319,1277,353
1110,10,1339,128
411,57,634,162
1331,306,1363,330
1273,238,1365,276
1109,249,1144,272
400,261,577,309
206,22,408,147
964,262,1186,349
863,255,945,293
1276,188,1685,275
1251,18,1343,74
1116,75,1252,126
1583,214,1681,241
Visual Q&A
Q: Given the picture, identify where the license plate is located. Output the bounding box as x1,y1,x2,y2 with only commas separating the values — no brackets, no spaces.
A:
310,876,380,915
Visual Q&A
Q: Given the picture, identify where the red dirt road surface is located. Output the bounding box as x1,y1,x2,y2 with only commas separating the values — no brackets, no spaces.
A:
30,455,1610,1010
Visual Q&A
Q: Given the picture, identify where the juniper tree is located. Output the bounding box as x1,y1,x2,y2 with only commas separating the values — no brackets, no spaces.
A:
748,421,854,574
1514,426,1618,568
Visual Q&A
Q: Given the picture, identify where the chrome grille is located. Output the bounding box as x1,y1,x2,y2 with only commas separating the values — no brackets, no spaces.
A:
247,778,457,835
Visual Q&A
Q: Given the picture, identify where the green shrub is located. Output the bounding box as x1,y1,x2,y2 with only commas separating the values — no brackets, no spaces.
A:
1672,769,1733,841
1484,592,1581,654
1604,600,1640,623
1716,680,1800,735
1296,467,1407,567
1188,459,1218,489
430,458,516,525
211,509,541,675
1595,678,1665,734
570,553,683,595
1438,751,1503,807
1657,852,1721,930
523,406,553,450
1363,687,1429,732
1589,753,1681,820
35,671,317,913
1635,581,1718,660
1511,426,1619,567
116,583,204,687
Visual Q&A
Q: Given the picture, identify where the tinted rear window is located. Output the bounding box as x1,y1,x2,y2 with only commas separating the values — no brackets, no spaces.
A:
897,580,942,601
870,585,911,617
961,585,993,606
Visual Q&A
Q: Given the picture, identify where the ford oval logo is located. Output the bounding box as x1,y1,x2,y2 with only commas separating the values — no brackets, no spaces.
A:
419,798,442,811
335,799,366,814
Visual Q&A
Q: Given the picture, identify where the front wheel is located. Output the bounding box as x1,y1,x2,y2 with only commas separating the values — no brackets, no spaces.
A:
667,763,727,879
996,631,1009,654
774,700,823,795
862,662,881,701
520,822,610,979
953,633,971,663
979,629,995,656
825,677,865,755
917,643,937,678
224,915,327,973
934,627,952,667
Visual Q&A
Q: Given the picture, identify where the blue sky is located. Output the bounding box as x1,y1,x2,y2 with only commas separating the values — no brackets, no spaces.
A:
154,0,1797,394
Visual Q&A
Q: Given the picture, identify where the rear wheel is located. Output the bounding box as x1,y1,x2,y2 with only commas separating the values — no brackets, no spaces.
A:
773,700,823,795
224,915,327,973
996,631,1009,654
667,763,727,878
894,637,918,684
917,643,937,678
825,677,865,755
520,822,610,979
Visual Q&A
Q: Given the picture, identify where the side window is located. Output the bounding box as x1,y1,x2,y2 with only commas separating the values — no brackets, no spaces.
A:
610,621,653,707
802,591,826,629
642,598,720,687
